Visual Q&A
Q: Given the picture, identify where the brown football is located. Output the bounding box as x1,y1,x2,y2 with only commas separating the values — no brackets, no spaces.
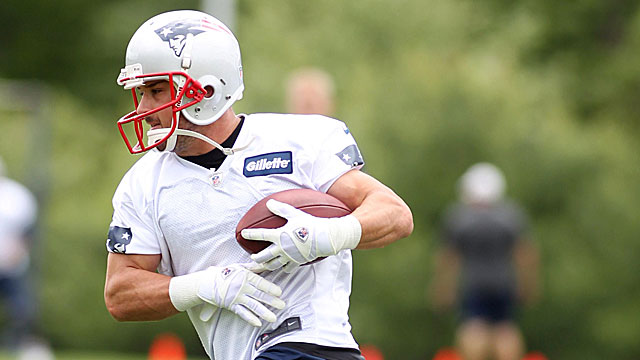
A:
235,188,352,260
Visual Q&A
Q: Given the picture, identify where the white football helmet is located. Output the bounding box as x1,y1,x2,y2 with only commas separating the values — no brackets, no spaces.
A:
459,162,506,204
116,10,244,154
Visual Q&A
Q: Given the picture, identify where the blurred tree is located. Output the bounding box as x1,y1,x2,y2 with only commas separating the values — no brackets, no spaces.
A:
0,0,199,111
485,0,640,128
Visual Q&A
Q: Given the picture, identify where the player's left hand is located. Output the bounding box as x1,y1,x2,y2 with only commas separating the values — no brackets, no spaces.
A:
197,261,268,322
241,199,362,273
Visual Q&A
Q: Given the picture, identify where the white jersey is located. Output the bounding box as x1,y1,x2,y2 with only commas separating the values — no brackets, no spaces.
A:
107,113,365,360
0,176,37,275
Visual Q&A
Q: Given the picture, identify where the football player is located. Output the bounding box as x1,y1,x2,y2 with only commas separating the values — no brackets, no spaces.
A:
104,10,413,360
0,157,42,352
285,67,335,116
430,163,539,360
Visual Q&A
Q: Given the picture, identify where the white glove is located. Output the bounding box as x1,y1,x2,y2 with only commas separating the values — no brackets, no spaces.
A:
169,263,285,327
241,199,362,273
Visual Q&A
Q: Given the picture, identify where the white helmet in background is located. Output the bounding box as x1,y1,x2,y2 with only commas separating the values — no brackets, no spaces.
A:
459,163,506,204
116,10,244,154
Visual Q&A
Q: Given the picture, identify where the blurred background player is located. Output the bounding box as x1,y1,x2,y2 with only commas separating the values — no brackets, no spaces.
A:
0,156,52,359
430,163,540,360
285,67,335,116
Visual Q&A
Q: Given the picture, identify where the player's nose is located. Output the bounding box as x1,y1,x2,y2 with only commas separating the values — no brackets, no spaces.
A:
136,94,152,115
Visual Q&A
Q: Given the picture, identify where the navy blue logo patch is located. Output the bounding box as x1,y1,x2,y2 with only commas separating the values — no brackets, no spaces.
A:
243,151,293,177
336,144,364,168
153,17,232,57
107,226,132,253
255,317,301,350
294,227,309,243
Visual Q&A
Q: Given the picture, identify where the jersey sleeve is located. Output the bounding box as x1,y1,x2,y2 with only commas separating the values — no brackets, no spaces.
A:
106,174,161,255
309,117,365,192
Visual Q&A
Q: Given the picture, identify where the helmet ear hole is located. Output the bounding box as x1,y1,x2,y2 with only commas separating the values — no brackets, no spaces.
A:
204,85,215,98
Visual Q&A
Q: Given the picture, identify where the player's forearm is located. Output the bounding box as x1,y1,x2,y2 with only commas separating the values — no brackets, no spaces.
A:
351,190,413,249
104,266,179,321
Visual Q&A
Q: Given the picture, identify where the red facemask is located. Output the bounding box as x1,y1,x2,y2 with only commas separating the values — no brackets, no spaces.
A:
117,71,206,154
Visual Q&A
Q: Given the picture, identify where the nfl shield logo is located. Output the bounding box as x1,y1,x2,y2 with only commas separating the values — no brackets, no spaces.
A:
211,173,222,187
294,227,309,243
221,267,232,277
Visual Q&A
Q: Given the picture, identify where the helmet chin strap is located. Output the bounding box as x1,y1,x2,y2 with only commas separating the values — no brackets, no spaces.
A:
147,128,253,156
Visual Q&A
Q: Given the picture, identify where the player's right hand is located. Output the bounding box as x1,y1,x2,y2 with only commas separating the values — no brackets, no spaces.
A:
242,199,362,273
169,264,285,327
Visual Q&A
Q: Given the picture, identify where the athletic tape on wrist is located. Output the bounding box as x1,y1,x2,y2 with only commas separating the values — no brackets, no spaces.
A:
169,273,203,311
330,214,362,251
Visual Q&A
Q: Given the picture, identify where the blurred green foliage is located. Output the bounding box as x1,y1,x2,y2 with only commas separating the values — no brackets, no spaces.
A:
1,0,640,359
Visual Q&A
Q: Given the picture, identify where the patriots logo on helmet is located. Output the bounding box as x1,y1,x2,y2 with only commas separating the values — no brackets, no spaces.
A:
154,17,233,57
154,20,206,57
294,227,309,243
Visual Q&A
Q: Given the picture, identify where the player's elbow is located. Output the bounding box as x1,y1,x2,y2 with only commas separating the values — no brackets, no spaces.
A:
106,307,128,322
376,193,414,245
396,202,414,240
104,286,131,322
105,294,125,321
373,197,414,248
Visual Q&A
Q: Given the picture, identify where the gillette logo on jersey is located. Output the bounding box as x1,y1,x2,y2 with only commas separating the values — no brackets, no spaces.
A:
243,151,293,177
